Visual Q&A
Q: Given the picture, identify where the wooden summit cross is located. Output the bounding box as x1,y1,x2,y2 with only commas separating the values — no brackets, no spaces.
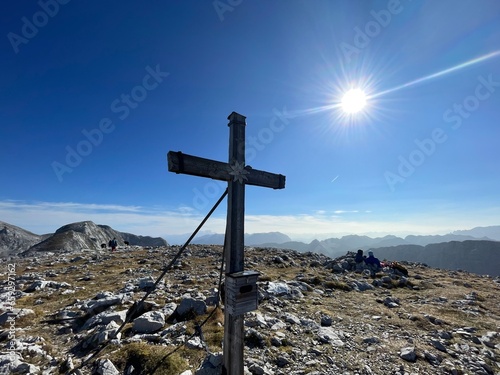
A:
167,112,285,374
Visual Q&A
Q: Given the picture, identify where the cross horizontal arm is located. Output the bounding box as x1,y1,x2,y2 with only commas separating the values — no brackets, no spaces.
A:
167,151,285,189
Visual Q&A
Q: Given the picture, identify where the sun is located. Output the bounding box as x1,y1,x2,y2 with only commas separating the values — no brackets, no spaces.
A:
341,88,367,114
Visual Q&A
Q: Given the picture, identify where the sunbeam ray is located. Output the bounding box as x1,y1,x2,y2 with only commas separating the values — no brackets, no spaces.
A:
290,50,500,120
370,50,500,99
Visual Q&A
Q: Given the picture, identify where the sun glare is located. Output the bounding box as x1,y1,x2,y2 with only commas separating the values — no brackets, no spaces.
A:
341,88,367,114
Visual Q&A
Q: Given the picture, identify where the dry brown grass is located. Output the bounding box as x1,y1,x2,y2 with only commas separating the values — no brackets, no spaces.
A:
7,246,500,374
108,342,188,375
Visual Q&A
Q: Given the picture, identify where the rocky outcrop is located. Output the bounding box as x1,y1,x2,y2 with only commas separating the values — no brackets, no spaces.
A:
9,220,168,255
1,246,498,374
0,221,42,257
22,221,118,254
119,231,168,247
132,311,165,333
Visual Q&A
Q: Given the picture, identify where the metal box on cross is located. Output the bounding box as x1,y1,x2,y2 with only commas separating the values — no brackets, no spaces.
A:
225,271,260,316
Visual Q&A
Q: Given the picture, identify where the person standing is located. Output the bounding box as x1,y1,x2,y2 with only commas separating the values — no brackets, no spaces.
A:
109,237,118,252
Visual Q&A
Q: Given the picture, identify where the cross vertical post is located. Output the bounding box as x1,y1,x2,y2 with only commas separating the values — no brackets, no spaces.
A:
166,111,285,375
223,112,246,374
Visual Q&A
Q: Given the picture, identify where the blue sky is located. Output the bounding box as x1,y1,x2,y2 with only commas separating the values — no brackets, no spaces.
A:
1,1,500,241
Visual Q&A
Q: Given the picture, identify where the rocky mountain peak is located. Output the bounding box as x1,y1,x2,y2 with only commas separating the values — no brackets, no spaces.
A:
0,221,168,257
1,245,498,374
0,221,42,257
55,220,98,235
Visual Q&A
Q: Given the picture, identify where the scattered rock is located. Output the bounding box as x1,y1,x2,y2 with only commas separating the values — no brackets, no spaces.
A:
138,276,158,291
320,315,332,327
81,292,126,315
317,327,345,346
3,245,499,374
82,309,127,330
265,282,291,297
83,321,121,349
132,311,165,333
196,352,223,375
400,347,417,362
0,308,34,324
95,358,120,375
430,339,447,352
24,280,71,292
175,295,207,318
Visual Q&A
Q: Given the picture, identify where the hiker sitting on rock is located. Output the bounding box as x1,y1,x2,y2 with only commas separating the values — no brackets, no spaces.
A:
355,249,364,264
354,249,365,271
364,251,381,276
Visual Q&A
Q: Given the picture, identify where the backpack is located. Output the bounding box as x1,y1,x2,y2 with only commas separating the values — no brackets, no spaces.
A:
391,261,408,276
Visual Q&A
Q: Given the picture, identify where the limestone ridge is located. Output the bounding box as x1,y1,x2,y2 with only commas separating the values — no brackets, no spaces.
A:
0,221,168,256
0,221,42,257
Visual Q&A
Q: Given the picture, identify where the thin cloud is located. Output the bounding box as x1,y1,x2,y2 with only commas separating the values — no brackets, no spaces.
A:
0,200,205,236
0,200,143,213
1,200,497,241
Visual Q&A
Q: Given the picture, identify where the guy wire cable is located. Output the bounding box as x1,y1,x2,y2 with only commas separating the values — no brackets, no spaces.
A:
70,187,228,374
149,220,229,374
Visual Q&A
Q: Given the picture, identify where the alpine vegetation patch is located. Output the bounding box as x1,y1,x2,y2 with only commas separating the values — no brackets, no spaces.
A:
7,0,72,54
51,64,169,182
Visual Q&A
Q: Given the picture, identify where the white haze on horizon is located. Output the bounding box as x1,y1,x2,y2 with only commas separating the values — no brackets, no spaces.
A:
0,200,495,242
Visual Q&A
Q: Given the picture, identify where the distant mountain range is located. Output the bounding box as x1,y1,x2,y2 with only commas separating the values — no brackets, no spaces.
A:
165,226,500,275
0,221,167,257
372,240,500,276
170,227,499,259
264,232,495,259
2,221,499,275
452,225,500,240
187,232,291,246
